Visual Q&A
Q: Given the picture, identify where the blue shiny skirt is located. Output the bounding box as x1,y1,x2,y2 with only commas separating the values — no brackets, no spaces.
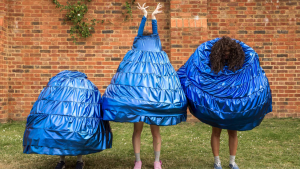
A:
177,38,272,131
23,71,112,156
102,50,187,126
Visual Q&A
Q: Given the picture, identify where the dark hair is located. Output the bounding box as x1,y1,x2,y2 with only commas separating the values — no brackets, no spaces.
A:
143,30,152,36
209,36,245,73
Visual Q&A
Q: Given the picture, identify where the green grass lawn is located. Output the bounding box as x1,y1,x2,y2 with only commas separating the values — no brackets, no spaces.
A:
0,119,299,169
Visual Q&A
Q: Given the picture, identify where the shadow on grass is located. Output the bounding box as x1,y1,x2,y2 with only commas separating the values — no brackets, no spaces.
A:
20,155,210,169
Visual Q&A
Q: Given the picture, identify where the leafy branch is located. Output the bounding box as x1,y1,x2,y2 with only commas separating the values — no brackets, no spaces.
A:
53,0,102,44
124,0,135,21
52,0,135,44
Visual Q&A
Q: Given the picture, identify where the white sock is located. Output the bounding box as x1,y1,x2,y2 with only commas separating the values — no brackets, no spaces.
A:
229,155,235,164
77,155,83,162
60,156,65,162
154,151,160,162
214,156,221,164
135,153,141,162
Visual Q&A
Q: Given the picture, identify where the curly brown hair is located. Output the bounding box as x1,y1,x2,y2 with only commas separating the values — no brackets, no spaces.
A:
209,36,245,73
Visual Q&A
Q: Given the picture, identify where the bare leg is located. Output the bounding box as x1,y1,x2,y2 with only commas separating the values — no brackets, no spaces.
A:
60,156,65,162
227,130,238,156
132,122,144,161
227,130,238,165
150,125,161,162
211,127,222,156
77,155,83,162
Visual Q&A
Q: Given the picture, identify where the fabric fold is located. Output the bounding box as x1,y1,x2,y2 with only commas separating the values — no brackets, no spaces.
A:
177,38,272,131
23,70,113,156
102,28,187,126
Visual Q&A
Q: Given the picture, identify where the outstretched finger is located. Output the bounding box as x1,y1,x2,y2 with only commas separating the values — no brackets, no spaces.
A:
142,3,146,8
156,3,161,9
138,3,142,9
145,6,149,9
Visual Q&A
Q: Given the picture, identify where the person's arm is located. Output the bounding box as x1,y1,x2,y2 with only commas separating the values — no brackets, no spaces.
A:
151,3,162,35
137,16,147,36
137,3,149,36
152,19,158,35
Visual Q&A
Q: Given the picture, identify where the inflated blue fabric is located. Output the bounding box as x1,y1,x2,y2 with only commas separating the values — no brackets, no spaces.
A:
102,17,187,126
23,70,112,156
177,38,272,131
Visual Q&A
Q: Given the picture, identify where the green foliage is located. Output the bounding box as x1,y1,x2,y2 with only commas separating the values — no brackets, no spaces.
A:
52,0,135,44
52,0,102,44
124,0,135,21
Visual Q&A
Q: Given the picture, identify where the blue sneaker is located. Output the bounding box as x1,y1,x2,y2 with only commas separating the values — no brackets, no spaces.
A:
214,163,222,169
229,163,239,169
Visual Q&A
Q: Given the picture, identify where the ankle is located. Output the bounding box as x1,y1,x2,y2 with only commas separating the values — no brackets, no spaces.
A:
229,155,235,164
214,156,221,164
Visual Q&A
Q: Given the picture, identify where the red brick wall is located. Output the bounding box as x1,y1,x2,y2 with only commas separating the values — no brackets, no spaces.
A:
0,0,8,122
170,0,209,121
206,0,300,118
1,0,299,122
3,0,171,120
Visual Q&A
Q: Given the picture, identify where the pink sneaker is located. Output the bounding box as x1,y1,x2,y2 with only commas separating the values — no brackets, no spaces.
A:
134,161,142,169
154,161,162,169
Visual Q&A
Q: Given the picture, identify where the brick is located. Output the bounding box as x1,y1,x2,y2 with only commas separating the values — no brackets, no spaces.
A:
277,30,288,34
49,46,59,49
84,46,95,49
111,58,121,61
0,0,298,122
31,22,41,25
23,65,34,69
119,46,130,49
58,66,70,69
277,54,288,57
263,43,272,46
262,66,272,69
254,31,265,34
177,19,183,27
219,31,230,34
41,66,51,69
102,30,114,34
85,54,95,57
255,15,265,18
237,30,247,34
236,7,247,10
40,50,50,53
12,69,24,73
77,50,86,53
112,11,122,14
171,18,176,27
32,30,42,33
171,45,182,48
129,26,138,30
94,74,104,77
196,19,201,27
286,58,296,61
94,10,105,14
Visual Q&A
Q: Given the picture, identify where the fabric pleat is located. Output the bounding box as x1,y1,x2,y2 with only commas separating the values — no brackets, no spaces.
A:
102,35,187,126
177,38,272,131
23,70,112,156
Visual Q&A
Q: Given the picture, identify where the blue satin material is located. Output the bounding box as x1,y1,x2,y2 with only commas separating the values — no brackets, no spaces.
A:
102,17,187,126
177,38,272,131
134,17,161,52
23,70,113,156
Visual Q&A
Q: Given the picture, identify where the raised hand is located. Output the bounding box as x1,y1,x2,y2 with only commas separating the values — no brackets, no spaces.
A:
137,3,149,17
152,3,163,20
